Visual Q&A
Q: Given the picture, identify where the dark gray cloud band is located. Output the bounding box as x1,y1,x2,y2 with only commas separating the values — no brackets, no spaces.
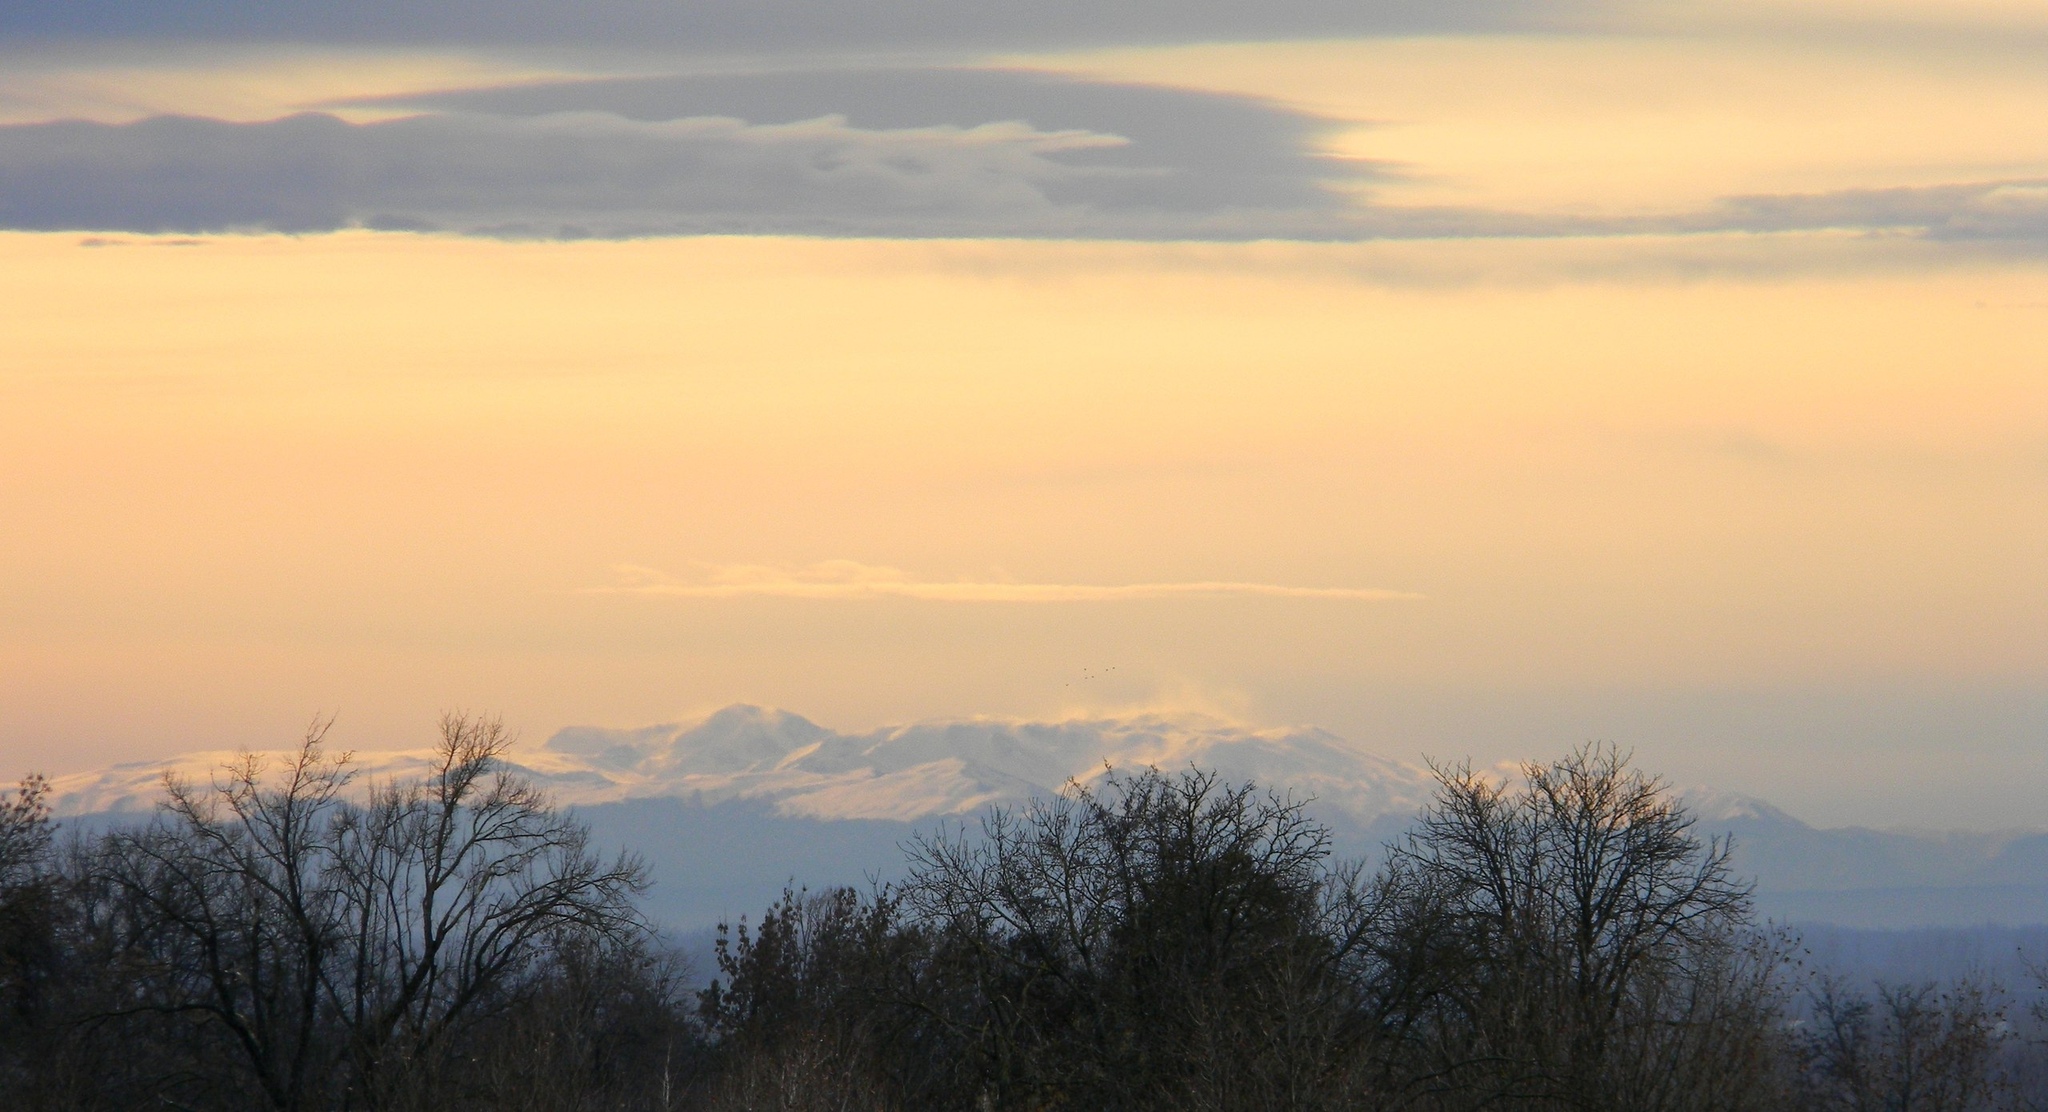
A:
2,65,2043,244
0,0,1554,54
0,69,1372,239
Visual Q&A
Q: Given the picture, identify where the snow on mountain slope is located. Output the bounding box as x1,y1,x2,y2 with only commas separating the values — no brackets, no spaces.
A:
34,708,2048,929
1677,786,1807,828
43,745,485,817
43,704,1434,826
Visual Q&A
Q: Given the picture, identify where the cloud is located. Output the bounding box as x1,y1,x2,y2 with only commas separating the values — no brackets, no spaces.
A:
0,69,1369,238
590,562,1425,602
342,67,1349,214
0,0,1555,55
3,63,2045,245
1691,179,2048,242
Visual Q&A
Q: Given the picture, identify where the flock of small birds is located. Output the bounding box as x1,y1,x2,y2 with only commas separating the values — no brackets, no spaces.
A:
1064,666,1118,688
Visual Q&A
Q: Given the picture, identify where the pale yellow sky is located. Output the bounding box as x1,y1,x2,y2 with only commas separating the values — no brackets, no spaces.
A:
3,231,2043,822
1019,31,2048,213
2,10,2044,824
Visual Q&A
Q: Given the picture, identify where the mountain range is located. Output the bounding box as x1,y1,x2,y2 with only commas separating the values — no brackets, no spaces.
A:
39,705,2048,931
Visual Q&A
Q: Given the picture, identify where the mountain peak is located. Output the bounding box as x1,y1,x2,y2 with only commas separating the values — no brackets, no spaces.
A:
1679,787,1810,830
42,704,1434,826
538,704,831,777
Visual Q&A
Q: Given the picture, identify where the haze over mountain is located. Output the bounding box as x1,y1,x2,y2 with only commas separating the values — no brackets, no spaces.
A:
41,705,2048,931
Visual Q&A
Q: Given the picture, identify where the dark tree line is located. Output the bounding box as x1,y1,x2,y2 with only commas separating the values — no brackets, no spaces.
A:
2,725,2044,1110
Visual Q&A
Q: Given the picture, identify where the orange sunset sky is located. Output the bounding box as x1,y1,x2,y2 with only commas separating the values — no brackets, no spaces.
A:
2,0,2044,826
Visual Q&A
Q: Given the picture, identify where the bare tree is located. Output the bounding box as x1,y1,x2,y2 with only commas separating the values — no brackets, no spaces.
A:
1382,744,1787,1111
901,766,1383,1111
1795,975,2014,1112
90,724,353,1110
89,714,650,1111
0,775,54,887
327,714,650,1108
0,776,58,1089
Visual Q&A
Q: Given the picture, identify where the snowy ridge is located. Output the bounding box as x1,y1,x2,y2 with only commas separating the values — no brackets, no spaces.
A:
45,704,1434,825
37,708,2048,928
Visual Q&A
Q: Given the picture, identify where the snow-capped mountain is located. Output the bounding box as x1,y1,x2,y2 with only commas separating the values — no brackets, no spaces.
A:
535,704,1433,823
35,706,2048,930
46,704,1433,826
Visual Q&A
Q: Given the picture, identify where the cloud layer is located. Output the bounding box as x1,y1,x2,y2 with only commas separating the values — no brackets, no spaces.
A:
7,92,2044,242
0,68,1369,238
3,59,2044,243
0,0,1548,54
595,562,1424,603
3,2,2044,244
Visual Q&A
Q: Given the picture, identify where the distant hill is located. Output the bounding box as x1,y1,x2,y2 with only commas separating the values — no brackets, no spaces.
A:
39,704,2048,931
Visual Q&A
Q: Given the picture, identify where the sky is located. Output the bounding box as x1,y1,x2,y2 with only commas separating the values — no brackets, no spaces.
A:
1,0,2043,828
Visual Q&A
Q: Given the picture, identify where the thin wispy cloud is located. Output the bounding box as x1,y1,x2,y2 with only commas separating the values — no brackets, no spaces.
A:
589,562,1424,603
